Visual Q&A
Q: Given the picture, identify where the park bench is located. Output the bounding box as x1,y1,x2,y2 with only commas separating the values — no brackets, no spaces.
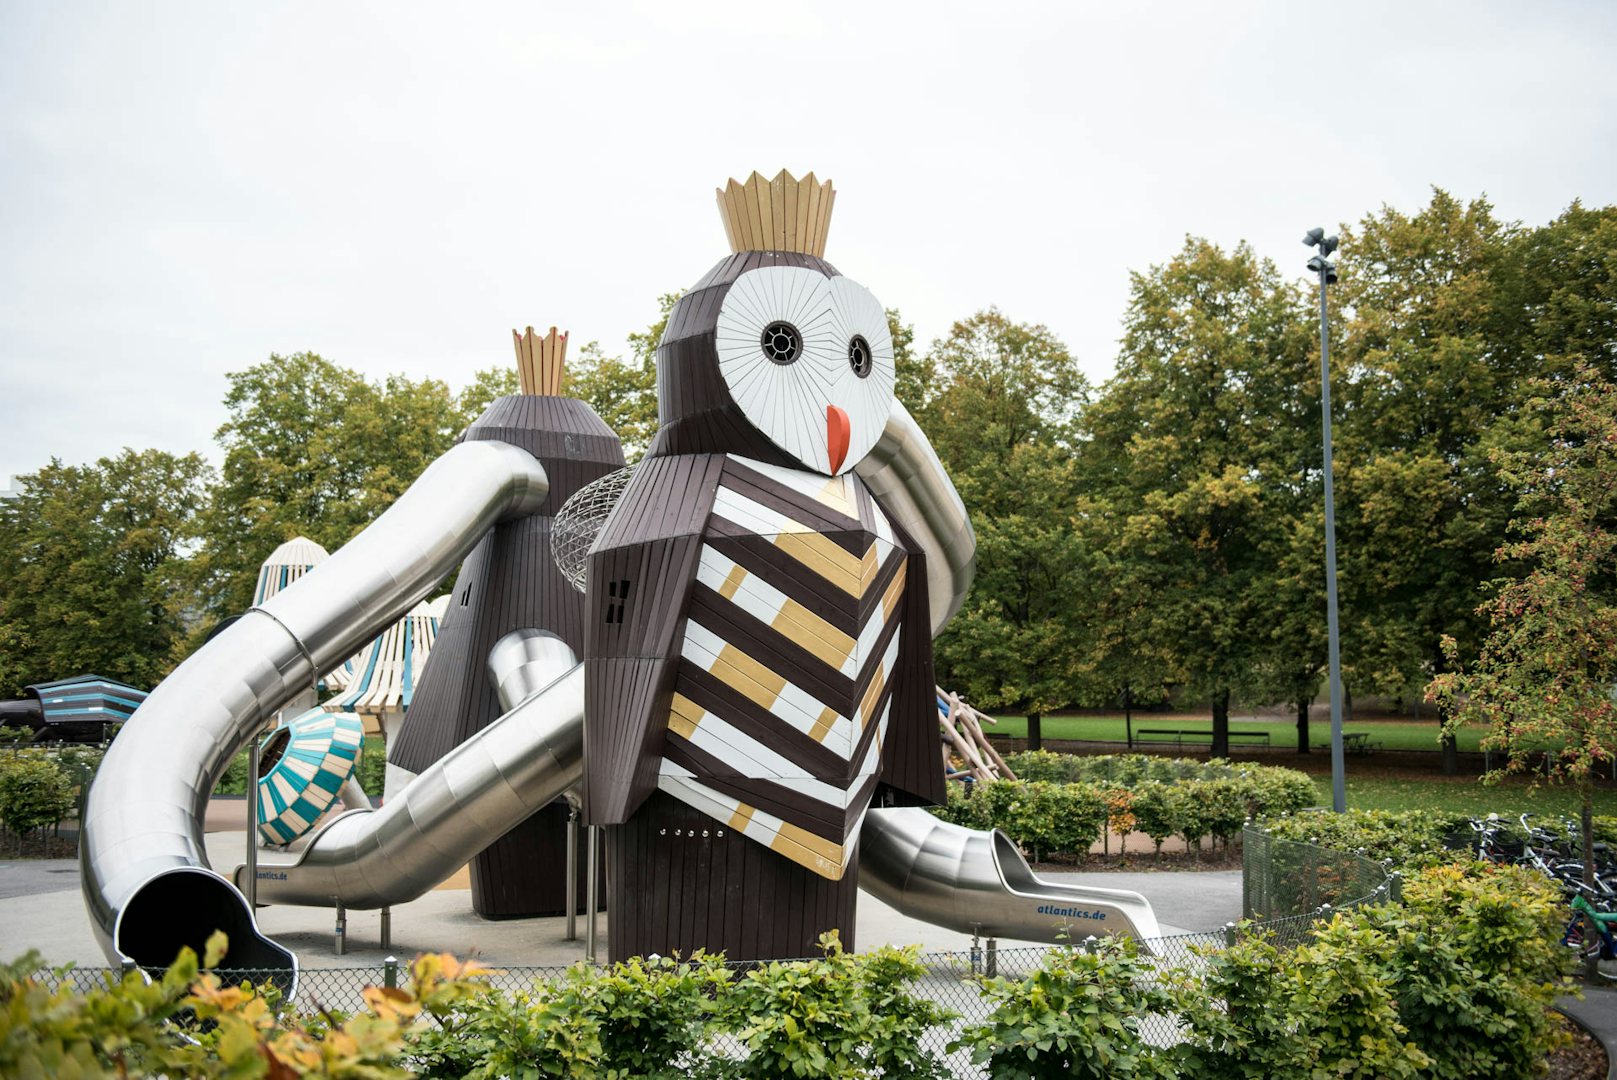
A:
1314,731,1381,755
1132,728,1271,750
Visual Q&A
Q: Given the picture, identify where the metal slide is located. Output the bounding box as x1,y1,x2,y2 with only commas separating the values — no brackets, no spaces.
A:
241,630,583,909
78,440,549,972
81,409,1157,975
859,807,1163,944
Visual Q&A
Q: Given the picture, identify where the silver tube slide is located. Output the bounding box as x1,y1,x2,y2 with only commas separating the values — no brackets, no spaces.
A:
242,639,582,908
854,400,976,635
79,440,548,970
858,808,1162,945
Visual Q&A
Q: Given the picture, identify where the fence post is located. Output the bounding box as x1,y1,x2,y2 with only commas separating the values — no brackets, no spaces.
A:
1224,921,1237,948
1388,872,1402,904
384,956,398,990
985,938,998,978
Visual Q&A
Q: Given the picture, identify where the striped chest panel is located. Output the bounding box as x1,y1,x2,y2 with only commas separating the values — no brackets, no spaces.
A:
658,454,907,880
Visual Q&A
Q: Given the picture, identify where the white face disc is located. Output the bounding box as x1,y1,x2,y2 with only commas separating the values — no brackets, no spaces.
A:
714,265,895,475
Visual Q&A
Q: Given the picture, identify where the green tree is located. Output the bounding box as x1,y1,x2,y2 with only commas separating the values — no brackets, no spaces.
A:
1430,365,1617,904
0,449,213,696
924,309,1089,749
1080,239,1313,756
188,353,468,622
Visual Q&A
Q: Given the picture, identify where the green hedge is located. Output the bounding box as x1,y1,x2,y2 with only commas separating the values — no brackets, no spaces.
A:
1,862,1569,1080
931,755,1317,859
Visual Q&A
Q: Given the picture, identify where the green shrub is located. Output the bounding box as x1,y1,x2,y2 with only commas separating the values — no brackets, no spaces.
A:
951,937,1173,1079
718,932,951,1079
1127,781,1180,855
1170,934,1309,1078
1259,808,1466,866
1292,913,1430,1079
356,738,386,797
1370,862,1570,1079
0,754,75,847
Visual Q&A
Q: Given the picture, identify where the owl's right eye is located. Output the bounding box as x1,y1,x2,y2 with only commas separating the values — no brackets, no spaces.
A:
760,321,802,365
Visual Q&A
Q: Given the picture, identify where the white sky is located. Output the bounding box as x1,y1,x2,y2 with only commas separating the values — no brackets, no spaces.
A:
2,1,1614,479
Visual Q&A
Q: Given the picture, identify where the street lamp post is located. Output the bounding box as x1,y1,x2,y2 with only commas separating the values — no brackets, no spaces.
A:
1303,226,1346,814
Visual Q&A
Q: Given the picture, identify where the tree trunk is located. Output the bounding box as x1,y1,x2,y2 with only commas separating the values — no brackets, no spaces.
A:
1027,712,1042,752
1296,697,1311,755
1211,690,1230,759
1441,732,1459,776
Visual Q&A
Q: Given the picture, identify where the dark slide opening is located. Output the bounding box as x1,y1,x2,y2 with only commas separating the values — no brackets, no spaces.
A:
118,869,295,983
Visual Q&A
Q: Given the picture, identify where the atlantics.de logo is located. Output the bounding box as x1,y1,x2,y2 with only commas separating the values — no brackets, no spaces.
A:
1036,905,1108,920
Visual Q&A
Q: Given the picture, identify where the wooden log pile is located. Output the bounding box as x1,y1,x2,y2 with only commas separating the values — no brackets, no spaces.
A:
937,687,1016,782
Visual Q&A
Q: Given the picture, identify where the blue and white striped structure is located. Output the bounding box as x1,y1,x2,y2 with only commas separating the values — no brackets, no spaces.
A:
253,536,330,606
328,596,444,730
24,675,147,736
256,708,364,847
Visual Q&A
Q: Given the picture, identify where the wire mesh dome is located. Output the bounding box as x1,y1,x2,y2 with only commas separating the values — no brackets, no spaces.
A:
550,465,636,592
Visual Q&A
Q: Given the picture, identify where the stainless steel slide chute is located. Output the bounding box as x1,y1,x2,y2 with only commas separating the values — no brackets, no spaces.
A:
858,807,1162,945
79,440,549,972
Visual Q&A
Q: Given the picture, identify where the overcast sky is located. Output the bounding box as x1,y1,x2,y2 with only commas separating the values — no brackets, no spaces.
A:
2,1,1614,481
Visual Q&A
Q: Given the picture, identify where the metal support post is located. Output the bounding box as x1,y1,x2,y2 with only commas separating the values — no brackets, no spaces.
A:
969,930,982,976
380,905,391,950
245,731,261,909
334,899,347,956
585,824,600,964
384,956,399,990
985,937,998,978
565,806,579,942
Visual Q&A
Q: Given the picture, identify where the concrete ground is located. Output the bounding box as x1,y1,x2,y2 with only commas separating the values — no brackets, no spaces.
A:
0,799,1240,970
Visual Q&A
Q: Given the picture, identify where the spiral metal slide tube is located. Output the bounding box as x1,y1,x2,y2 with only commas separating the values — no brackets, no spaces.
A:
79,440,549,971
858,808,1162,946
854,400,977,636
241,632,583,909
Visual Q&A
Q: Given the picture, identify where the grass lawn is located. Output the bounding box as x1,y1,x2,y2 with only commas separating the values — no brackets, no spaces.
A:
986,713,1488,752
1334,772,1617,818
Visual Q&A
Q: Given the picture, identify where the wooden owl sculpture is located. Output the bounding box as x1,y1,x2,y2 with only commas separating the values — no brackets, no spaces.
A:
585,172,952,961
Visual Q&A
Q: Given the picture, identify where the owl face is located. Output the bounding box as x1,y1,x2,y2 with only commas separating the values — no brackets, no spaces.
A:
712,265,895,476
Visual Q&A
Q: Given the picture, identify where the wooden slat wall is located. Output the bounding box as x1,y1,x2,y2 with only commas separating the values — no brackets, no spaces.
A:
389,393,625,917
607,791,857,963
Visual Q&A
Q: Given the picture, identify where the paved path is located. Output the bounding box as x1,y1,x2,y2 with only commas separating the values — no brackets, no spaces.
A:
1559,986,1617,1079
0,834,1238,969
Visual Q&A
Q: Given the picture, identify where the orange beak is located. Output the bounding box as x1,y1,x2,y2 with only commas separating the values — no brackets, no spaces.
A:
827,405,850,473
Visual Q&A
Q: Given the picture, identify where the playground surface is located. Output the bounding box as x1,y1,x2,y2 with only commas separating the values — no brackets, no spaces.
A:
0,797,1240,970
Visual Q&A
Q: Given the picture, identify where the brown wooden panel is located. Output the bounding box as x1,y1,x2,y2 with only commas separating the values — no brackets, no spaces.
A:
607,791,855,962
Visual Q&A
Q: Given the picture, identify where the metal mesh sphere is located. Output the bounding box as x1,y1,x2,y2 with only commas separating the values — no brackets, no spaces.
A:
550,465,635,592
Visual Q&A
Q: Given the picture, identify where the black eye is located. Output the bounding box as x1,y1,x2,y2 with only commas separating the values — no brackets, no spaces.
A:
848,335,872,379
760,321,802,365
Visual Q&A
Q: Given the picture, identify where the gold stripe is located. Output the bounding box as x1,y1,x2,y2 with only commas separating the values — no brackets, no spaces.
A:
774,532,862,595
710,643,787,708
858,654,890,731
718,563,748,601
728,804,756,832
860,545,882,594
881,561,908,622
669,692,705,740
808,706,839,744
771,821,850,878
771,598,856,669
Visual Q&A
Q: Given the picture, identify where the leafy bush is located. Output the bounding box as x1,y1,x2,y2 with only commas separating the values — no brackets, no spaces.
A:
951,937,1173,1079
356,738,386,797
0,753,76,847
933,756,1317,859
718,933,952,1080
1259,808,1467,866
1368,862,1570,1079
1291,913,1430,1079
1170,935,1309,1078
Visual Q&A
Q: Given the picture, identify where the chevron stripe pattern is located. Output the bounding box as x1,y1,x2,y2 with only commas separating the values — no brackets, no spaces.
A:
658,454,906,880
256,708,365,847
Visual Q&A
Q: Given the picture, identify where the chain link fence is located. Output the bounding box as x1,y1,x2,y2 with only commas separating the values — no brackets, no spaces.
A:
28,825,1393,1077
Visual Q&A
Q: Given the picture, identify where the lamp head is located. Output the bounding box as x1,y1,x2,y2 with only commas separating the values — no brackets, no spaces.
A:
1302,227,1325,247
1319,234,1339,257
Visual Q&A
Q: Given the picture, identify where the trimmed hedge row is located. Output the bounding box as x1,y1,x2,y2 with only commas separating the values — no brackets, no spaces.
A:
930,755,1317,859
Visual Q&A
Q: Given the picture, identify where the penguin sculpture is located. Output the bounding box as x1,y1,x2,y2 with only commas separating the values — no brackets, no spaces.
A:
586,171,952,961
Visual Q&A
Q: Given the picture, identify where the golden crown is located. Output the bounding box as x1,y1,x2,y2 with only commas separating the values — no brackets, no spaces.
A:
511,325,567,396
716,170,836,257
